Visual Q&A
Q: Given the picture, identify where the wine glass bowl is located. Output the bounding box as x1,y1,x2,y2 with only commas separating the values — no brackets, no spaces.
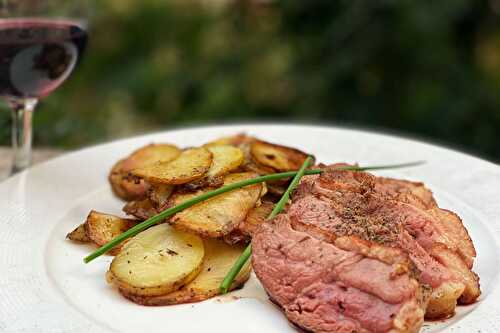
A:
0,0,89,173
0,19,88,100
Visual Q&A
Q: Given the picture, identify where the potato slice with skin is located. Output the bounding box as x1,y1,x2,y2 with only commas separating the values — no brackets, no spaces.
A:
66,224,90,243
109,144,181,200
148,184,174,209
185,145,245,189
169,190,204,208
224,201,275,245
84,211,138,255
170,172,264,237
244,159,276,176
108,223,205,297
133,147,213,185
203,134,255,148
123,144,181,170
250,140,312,172
239,201,275,237
239,142,291,191
109,160,150,201
119,239,251,305
266,183,287,197
206,145,244,179
123,199,158,220
238,142,275,175
119,175,150,200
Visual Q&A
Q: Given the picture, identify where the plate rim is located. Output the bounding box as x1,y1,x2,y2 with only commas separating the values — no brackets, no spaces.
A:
5,123,499,185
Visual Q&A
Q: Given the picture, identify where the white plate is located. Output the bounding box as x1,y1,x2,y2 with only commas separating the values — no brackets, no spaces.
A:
1,124,499,333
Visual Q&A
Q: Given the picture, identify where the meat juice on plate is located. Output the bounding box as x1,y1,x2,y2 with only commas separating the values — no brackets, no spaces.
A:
0,18,87,100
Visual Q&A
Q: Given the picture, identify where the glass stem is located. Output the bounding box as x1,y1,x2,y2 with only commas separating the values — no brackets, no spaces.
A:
9,98,38,174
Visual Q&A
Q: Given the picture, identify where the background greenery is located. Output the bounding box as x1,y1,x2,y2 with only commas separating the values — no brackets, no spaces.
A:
1,0,499,161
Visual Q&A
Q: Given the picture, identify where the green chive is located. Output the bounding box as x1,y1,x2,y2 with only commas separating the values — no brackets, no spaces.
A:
83,160,424,263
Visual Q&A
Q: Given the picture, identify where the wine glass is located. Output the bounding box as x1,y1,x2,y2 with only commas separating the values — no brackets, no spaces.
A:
0,1,89,174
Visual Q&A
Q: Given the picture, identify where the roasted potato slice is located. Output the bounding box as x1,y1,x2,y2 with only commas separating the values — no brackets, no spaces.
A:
238,142,275,175
206,145,244,180
224,200,275,244
109,161,150,201
109,144,181,200
148,184,174,209
121,144,182,170
186,145,245,189
170,172,264,237
265,183,288,197
239,201,275,237
66,224,90,243
133,147,213,185
250,140,312,172
239,142,291,192
84,211,138,255
123,199,158,220
119,239,251,305
107,223,205,297
203,134,255,147
243,159,276,176
169,190,203,208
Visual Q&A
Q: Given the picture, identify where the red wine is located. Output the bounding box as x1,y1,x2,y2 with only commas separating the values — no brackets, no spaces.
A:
0,19,87,99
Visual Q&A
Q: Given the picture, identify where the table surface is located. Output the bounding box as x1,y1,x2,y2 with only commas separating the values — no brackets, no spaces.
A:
0,147,64,181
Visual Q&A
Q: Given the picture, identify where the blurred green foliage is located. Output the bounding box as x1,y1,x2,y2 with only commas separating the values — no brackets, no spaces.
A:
1,0,499,160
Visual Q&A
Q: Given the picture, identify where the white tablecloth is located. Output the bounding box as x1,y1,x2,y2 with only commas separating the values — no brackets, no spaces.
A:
0,147,63,181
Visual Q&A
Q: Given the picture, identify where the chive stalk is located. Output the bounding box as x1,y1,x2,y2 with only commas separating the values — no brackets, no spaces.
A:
83,160,423,263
